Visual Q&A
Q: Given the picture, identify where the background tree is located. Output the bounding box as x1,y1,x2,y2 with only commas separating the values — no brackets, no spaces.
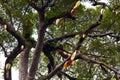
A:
0,0,120,80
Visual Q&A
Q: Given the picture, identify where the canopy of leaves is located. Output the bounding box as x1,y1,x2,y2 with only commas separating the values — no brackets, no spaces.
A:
0,0,120,80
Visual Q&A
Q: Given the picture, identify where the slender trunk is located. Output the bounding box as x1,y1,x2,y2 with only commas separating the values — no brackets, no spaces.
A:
19,47,31,80
27,21,47,80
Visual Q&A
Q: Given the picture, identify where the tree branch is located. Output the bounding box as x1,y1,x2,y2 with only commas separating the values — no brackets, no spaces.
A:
109,34,120,42
28,0,40,11
0,17,25,45
76,53,120,75
27,6,46,80
60,71,76,80
47,32,81,43
4,45,23,80
92,1,112,11
88,32,113,38
41,58,69,80
42,4,112,80
19,46,32,80
0,17,25,80
27,1,78,79
45,0,81,25
0,43,8,57
46,12,75,26
42,50,120,80
75,5,105,50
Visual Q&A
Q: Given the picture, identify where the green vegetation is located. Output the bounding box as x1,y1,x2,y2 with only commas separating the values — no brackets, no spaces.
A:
0,0,120,80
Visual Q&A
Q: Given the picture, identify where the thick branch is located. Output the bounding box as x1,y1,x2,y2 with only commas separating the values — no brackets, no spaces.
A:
46,12,75,25
4,45,23,80
43,50,120,80
28,0,52,13
46,32,113,45
0,17,25,60
27,7,46,80
0,17,25,80
42,58,69,80
0,17,25,45
45,0,80,25
42,5,108,80
27,24,47,80
47,32,81,42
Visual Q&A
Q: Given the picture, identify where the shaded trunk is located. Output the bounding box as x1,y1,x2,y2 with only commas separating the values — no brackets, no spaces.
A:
27,21,47,80
19,47,31,80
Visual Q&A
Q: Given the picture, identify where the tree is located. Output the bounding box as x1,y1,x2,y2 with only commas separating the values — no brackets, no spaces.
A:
0,0,120,80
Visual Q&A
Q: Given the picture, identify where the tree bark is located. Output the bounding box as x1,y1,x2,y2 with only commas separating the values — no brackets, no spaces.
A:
27,9,47,80
27,22,47,80
19,47,31,80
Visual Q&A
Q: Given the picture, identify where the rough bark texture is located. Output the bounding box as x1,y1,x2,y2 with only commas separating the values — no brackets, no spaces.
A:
19,47,31,80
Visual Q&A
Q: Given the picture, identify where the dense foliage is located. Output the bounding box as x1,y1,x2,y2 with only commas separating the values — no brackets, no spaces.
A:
0,0,120,80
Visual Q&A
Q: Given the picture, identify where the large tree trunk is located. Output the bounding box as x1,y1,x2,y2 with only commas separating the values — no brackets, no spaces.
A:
19,47,31,80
